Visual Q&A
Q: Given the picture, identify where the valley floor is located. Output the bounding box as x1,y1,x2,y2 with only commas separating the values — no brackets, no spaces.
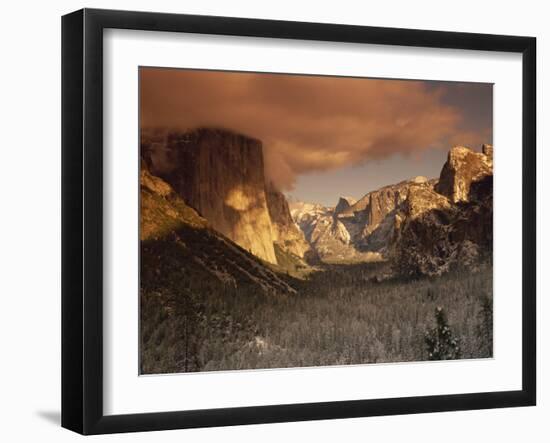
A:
140,262,493,374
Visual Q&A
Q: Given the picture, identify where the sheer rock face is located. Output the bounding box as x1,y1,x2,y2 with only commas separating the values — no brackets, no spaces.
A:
339,177,428,253
265,183,312,260
435,146,492,203
307,214,382,263
366,184,409,227
140,165,296,294
143,128,277,264
334,196,357,216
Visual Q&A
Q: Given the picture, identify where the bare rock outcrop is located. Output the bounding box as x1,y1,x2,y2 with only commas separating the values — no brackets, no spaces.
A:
435,146,492,203
142,128,277,264
289,177,437,263
334,196,357,216
289,144,493,276
366,185,409,227
348,177,429,253
290,200,382,263
265,183,313,260
307,215,380,263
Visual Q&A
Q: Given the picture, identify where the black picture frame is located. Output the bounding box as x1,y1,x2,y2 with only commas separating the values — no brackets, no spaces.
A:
62,8,537,435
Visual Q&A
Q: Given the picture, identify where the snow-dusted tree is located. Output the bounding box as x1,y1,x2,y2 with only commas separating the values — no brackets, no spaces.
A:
425,306,461,360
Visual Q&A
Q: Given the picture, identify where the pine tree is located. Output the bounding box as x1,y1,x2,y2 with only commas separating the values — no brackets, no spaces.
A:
425,306,461,360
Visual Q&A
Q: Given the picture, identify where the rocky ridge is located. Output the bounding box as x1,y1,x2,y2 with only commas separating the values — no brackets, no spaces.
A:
290,145,493,275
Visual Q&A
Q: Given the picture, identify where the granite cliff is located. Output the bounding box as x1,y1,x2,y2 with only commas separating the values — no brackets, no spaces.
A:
435,144,493,203
142,128,277,264
290,199,382,263
265,182,313,262
140,161,296,294
142,128,317,268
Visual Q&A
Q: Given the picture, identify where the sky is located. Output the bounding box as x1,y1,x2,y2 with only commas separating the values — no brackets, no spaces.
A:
140,68,492,206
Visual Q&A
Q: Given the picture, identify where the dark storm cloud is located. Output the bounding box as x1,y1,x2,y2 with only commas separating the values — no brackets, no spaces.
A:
140,68,492,190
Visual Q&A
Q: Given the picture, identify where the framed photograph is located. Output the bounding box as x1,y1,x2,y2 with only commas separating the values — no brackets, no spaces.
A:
62,8,536,435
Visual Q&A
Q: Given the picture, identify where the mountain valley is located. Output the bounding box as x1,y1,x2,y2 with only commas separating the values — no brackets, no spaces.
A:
140,127,493,373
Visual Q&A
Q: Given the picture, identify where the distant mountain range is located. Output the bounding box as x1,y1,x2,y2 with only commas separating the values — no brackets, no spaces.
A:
141,127,493,283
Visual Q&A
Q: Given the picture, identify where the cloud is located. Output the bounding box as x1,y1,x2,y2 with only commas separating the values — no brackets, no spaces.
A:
140,68,491,190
